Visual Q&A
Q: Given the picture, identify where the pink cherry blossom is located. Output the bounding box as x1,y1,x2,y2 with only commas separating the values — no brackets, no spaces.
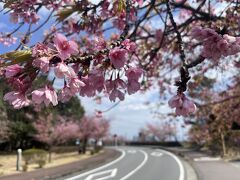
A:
114,78,127,89
58,85,73,102
168,93,196,116
0,33,17,46
79,77,96,97
68,77,85,94
133,0,143,6
32,57,50,73
7,74,32,92
122,39,137,52
54,62,76,79
94,36,107,50
127,80,141,95
109,89,125,102
32,43,50,57
191,26,240,60
4,91,30,109
105,78,126,101
32,86,58,106
4,64,22,78
126,67,143,81
109,47,128,69
53,33,79,60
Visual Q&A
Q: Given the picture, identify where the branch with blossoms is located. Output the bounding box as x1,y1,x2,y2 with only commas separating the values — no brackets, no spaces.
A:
166,0,240,117
1,0,144,110
0,0,239,117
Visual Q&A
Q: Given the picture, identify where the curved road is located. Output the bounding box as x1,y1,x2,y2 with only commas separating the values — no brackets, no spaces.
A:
61,146,185,180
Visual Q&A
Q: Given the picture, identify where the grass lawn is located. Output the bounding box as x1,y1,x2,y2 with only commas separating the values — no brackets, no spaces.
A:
0,150,102,176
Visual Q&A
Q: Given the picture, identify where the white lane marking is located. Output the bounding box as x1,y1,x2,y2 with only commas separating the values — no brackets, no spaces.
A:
127,150,136,154
120,150,148,180
85,168,117,180
158,149,184,180
230,162,240,169
194,157,221,162
151,152,163,157
65,149,126,180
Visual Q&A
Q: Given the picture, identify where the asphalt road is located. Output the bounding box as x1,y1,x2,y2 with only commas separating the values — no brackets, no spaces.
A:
60,146,185,180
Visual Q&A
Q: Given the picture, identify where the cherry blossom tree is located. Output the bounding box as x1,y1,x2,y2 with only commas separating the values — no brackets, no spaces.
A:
0,0,238,118
141,122,176,142
33,114,79,161
188,79,240,155
77,116,110,153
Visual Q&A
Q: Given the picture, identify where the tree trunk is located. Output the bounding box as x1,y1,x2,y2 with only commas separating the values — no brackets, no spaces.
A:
82,138,87,154
48,147,52,163
221,132,227,157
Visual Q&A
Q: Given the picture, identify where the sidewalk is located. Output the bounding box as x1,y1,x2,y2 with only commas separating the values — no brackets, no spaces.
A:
0,148,120,180
165,147,240,180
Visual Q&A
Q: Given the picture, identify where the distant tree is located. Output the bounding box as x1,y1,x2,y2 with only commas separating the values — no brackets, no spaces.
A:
78,116,110,154
34,114,79,162
188,77,240,155
142,122,177,142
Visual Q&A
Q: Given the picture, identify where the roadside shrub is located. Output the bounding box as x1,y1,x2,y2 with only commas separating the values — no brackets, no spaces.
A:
23,148,47,169
37,159,46,168
22,163,28,172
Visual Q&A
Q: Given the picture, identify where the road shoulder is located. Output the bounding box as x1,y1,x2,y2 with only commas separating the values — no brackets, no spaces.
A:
0,148,120,180
157,146,199,180
162,146,240,180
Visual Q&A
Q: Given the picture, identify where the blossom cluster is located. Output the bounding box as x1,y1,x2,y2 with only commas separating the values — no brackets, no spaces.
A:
9,0,72,24
0,33,17,46
168,93,196,116
2,33,143,109
191,26,240,60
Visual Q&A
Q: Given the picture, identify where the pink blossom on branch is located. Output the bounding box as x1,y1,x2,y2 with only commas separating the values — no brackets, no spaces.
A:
127,80,141,95
126,67,143,94
0,33,17,46
191,26,240,60
109,89,125,102
69,78,85,94
53,33,79,60
32,57,50,73
32,86,58,106
4,64,22,78
4,91,30,109
122,39,137,52
126,67,143,81
54,62,76,79
168,93,196,116
109,47,128,69
132,0,144,6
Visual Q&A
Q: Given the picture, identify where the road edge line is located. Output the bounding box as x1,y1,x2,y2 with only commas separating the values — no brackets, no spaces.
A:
65,148,125,180
158,149,185,180
120,150,148,180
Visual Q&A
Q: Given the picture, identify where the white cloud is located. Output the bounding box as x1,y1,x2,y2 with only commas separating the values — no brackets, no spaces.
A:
79,86,175,139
